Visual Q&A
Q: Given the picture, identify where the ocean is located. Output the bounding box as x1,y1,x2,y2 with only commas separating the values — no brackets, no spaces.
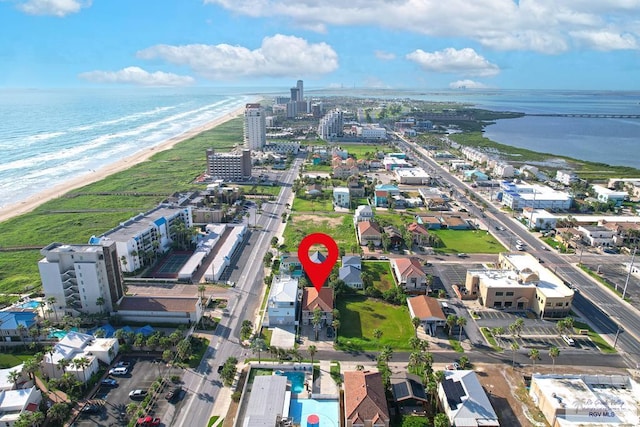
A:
0,87,258,209
1,88,639,210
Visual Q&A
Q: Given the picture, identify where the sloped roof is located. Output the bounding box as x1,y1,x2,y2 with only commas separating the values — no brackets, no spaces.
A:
358,221,381,237
408,295,445,320
310,250,327,264
392,258,425,279
384,225,402,239
339,265,362,284
117,296,199,312
342,255,362,268
391,373,428,403
407,222,430,236
441,370,499,426
302,287,334,312
344,371,390,424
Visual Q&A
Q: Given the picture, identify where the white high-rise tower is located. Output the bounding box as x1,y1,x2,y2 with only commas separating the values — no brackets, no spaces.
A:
296,80,304,101
244,103,266,150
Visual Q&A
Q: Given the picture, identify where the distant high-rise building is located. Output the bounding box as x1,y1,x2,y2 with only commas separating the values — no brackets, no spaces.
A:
206,149,252,182
318,109,344,140
290,87,299,102
39,242,124,315
244,103,266,150
296,80,304,101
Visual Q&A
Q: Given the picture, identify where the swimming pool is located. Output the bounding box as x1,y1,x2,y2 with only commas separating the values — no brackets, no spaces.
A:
276,371,306,394
47,327,78,339
18,301,40,309
289,398,339,426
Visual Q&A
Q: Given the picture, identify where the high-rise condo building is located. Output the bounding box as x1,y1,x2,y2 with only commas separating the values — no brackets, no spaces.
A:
39,242,124,316
244,103,266,150
318,109,344,140
296,80,304,101
206,148,252,182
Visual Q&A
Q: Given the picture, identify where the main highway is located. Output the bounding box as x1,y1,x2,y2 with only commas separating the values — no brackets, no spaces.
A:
171,157,303,427
395,134,640,367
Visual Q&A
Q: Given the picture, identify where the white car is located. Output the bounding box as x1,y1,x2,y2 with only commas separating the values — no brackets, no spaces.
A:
129,389,148,399
446,362,461,370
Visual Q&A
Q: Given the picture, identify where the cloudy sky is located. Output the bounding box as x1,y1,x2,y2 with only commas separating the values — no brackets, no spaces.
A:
1,0,639,89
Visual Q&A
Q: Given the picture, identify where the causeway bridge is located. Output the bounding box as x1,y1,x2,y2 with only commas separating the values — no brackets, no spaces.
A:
526,113,640,119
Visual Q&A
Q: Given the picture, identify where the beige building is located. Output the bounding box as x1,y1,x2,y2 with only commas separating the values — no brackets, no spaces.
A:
465,253,574,318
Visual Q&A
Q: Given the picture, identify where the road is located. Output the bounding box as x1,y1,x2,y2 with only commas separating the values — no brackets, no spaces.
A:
395,134,640,367
172,157,303,427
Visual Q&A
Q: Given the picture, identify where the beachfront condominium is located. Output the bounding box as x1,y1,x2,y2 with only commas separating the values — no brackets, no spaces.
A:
244,103,266,150
38,242,124,316
206,148,252,182
89,205,193,274
318,109,344,140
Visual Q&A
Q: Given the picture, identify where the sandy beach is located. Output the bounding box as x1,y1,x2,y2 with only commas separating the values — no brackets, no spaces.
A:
0,105,246,224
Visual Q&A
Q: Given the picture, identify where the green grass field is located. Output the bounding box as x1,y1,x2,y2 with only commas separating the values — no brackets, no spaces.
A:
237,185,282,196
362,261,396,292
292,196,334,212
0,118,244,294
0,352,32,369
431,229,505,254
340,144,394,158
282,214,356,252
304,164,332,173
336,294,413,351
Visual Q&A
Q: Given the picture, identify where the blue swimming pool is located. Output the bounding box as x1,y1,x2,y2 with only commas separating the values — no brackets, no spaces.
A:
289,398,339,426
276,371,305,394
18,301,40,309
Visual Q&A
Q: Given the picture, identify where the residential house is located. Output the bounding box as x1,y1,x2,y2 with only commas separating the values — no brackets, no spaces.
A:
357,221,382,247
463,169,489,182
592,184,627,205
333,164,359,179
556,170,579,185
0,365,30,392
42,331,118,382
415,215,442,230
426,197,448,211
354,205,374,224
339,256,363,289
0,386,42,426
442,216,471,230
347,179,366,197
305,183,323,196
407,222,430,246
391,258,428,293
241,375,288,426
264,275,299,327
383,226,403,248
407,295,446,336
280,253,302,277
438,370,499,427
493,162,515,178
309,251,326,265
373,184,399,207
301,287,334,326
390,373,429,413
344,371,390,427
0,312,37,341
333,187,351,208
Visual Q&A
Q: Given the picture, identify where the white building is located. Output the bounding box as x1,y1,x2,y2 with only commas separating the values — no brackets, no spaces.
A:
530,374,640,427
556,170,579,185
353,205,374,224
42,332,118,382
206,149,252,181
500,181,572,211
395,167,431,185
89,205,193,273
493,162,515,178
577,225,615,247
114,296,203,325
382,157,411,170
205,224,247,282
264,276,299,327
592,184,627,205
333,187,351,208
264,141,300,154
39,242,124,316
526,209,558,230
318,109,344,140
244,103,266,150
361,125,387,139
438,370,499,427
0,387,42,426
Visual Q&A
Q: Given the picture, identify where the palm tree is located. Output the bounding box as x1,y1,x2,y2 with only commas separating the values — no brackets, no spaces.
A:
23,358,39,382
373,328,383,348
47,403,70,425
73,356,90,384
95,297,105,314
411,316,421,335
549,346,560,373
434,413,450,427
16,324,27,349
250,337,267,363
8,370,21,389
409,336,421,351
446,314,457,336
457,316,467,341
408,351,423,374
528,349,540,373
311,307,323,341
308,345,317,365
198,285,206,301
510,342,520,367
57,358,70,375
331,319,340,341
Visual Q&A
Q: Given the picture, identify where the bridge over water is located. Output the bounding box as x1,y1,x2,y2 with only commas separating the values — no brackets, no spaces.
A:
526,113,640,119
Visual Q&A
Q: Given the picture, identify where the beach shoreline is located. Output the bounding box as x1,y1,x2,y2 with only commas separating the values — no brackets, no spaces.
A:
0,105,246,224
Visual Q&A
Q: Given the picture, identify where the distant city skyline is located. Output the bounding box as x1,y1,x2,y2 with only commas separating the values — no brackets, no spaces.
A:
1,1,639,90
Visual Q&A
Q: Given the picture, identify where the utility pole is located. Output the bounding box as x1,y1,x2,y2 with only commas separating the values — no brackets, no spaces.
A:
621,246,637,300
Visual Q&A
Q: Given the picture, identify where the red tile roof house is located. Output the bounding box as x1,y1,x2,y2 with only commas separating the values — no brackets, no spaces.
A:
407,295,446,336
407,222,430,246
391,258,429,294
301,287,334,326
357,221,382,247
344,370,390,427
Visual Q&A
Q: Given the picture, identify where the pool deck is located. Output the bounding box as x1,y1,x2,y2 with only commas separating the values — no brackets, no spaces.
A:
312,361,339,399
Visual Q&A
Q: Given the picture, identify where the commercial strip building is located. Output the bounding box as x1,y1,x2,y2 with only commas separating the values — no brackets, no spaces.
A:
394,167,431,185
204,224,248,283
114,296,203,325
500,181,572,211
530,374,640,426
89,205,193,273
205,149,252,182
463,253,574,318
38,242,124,316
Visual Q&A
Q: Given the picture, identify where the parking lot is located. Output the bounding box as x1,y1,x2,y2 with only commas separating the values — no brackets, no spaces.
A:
495,334,598,351
76,357,184,427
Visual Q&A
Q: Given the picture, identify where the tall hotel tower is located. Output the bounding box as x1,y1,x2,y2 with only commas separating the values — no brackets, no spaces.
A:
296,80,303,101
244,103,266,150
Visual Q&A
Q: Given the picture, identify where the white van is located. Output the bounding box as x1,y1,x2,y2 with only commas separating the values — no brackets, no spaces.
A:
109,367,128,376
561,335,575,346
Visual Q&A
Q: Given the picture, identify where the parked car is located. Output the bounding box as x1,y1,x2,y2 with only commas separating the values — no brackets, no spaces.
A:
217,365,224,374
165,386,183,402
129,389,148,400
116,360,132,368
80,403,102,415
136,416,161,427
457,253,467,258
446,362,461,370
561,335,576,346
109,367,128,376
101,379,118,387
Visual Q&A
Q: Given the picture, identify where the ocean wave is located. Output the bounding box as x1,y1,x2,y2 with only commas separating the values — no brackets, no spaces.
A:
23,131,67,143
69,105,178,132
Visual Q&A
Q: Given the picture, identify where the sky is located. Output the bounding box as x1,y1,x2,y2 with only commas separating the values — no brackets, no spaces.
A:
1,0,640,90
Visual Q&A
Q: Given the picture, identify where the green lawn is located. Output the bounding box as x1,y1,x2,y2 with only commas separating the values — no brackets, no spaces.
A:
336,294,414,351
282,214,356,252
0,352,32,369
340,144,394,159
362,261,395,292
573,321,616,354
0,118,244,294
431,229,505,254
292,195,334,212
375,212,415,229
304,164,332,172
237,185,282,196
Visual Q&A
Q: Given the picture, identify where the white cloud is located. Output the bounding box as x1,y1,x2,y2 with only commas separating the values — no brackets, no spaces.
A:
205,0,640,53
16,0,90,17
78,67,195,86
406,48,500,77
449,79,488,89
136,34,338,79
570,30,638,50
374,50,396,61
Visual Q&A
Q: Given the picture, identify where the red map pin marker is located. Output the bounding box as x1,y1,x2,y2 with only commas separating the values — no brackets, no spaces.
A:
298,233,338,292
